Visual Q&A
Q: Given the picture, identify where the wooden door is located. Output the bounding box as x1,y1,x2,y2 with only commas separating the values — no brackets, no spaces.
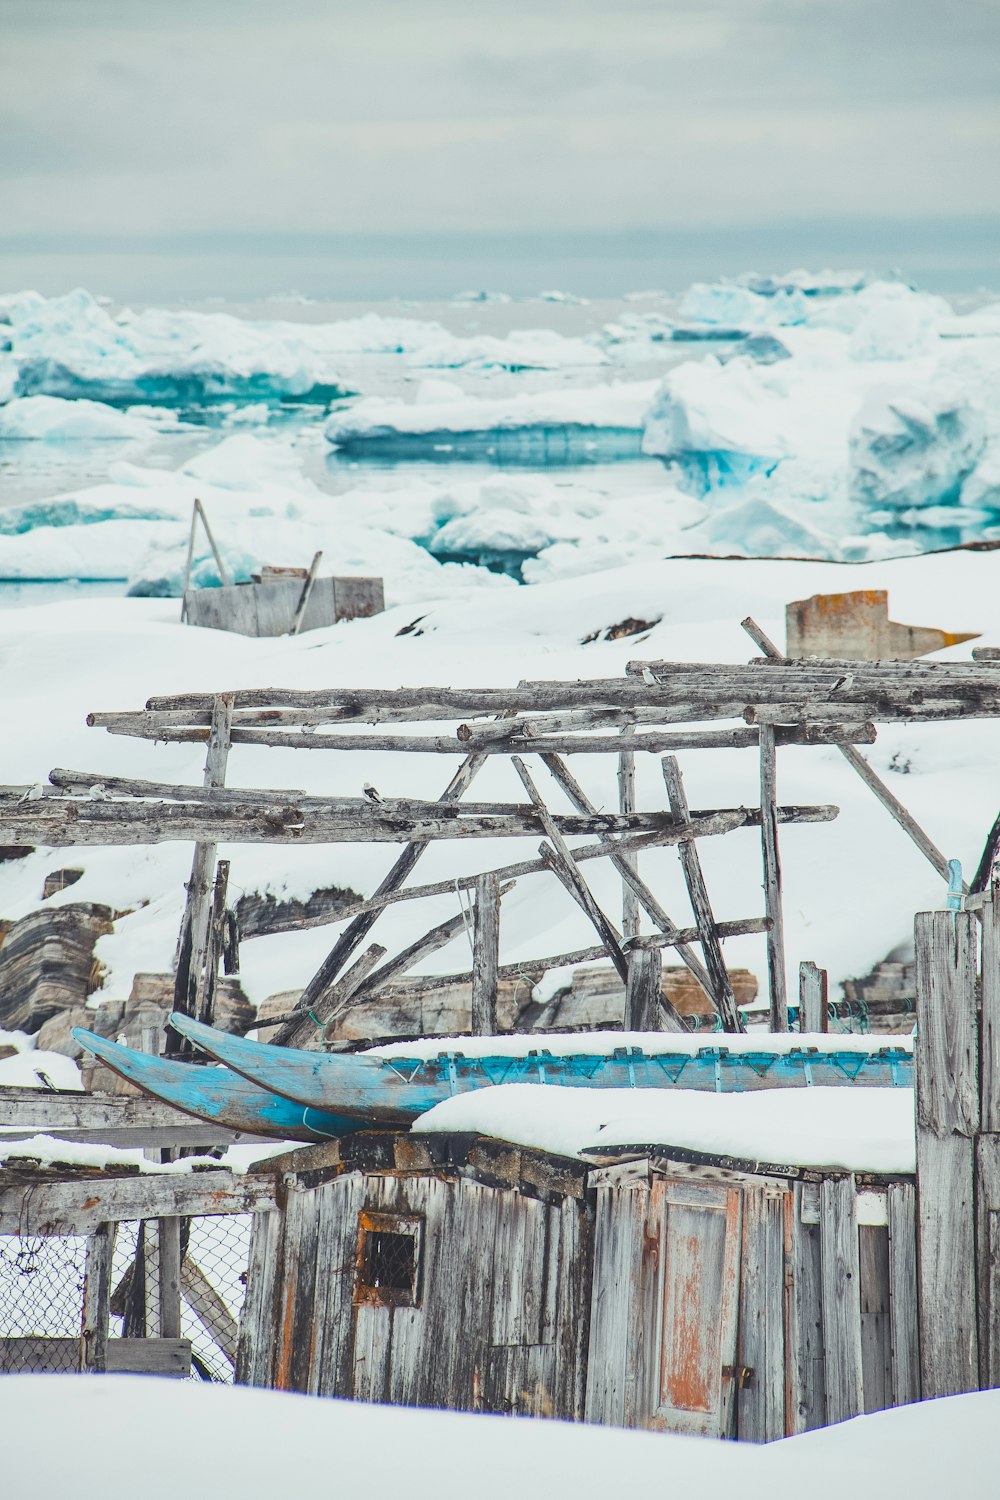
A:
650,1177,742,1437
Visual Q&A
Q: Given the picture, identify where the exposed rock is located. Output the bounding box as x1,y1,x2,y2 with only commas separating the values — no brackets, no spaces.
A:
235,884,361,938
41,868,85,900
0,902,114,1033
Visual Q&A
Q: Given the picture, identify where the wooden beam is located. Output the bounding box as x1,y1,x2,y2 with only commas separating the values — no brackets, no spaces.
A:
317,943,387,1039
0,1170,277,1236
759,724,788,1031
471,872,501,1035
181,1257,238,1365
740,616,964,889
80,1222,115,1373
661,755,743,1032
273,752,486,1046
512,756,629,984
617,741,640,941
624,948,662,1031
290,550,322,636
798,961,828,1034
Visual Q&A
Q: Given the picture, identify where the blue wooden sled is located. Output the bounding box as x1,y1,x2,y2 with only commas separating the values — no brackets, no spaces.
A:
72,1029,363,1142
168,1012,913,1126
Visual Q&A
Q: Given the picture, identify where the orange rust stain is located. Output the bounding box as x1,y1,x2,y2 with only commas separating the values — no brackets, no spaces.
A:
81,1197,100,1211
664,1233,713,1413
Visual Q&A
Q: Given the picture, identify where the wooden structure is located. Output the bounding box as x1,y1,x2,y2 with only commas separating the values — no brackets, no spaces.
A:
4,643,996,1053
235,1131,917,1437
183,574,385,638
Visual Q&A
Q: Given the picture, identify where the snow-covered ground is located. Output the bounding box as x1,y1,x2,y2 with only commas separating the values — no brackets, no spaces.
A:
1,1374,997,1498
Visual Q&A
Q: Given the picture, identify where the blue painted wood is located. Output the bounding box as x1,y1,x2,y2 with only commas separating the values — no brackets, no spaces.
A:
167,1013,913,1125
72,1029,362,1142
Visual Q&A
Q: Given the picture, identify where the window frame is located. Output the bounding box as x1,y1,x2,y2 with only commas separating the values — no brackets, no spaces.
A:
353,1209,424,1309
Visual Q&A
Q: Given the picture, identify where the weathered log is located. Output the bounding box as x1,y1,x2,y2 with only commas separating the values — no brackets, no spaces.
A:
740,617,962,888
512,756,629,983
352,884,515,1003
0,799,839,846
759,724,788,1031
173,693,233,1033
471,873,501,1035
617,741,640,941
539,750,708,1012
661,756,743,1032
273,752,487,1046
624,948,662,1031
798,961,828,1033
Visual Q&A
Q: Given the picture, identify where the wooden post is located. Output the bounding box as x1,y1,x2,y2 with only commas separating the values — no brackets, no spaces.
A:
759,724,788,1031
624,947,662,1032
512,756,629,984
194,858,230,1027
80,1222,115,1372
661,756,743,1032
172,693,234,1036
819,1176,864,1424
290,550,323,637
158,1216,183,1341
276,752,488,1045
977,879,1000,1387
914,908,979,1398
471,872,501,1034
194,498,230,587
798,961,828,1033
617,744,640,941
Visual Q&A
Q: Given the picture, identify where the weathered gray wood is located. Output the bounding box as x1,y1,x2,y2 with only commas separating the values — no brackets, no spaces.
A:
179,499,199,623
80,1221,115,1373
235,1208,283,1388
740,616,963,886
173,692,233,1025
353,885,514,1005
194,856,230,1027
617,743,640,940
195,497,229,585
290,550,323,636
179,1257,238,1364
275,753,487,1045
886,1180,919,1407
316,943,387,1038
512,755,629,984
158,1213,183,1341
471,873,500,1035
662,756,743,1032
819,1175,863,1424
624,948,662,1031
759,724,788,1031
737,1188,786,1442
858,1223,892,1414
914,910,979,1137
976,1134,1000,1389
1,1336,192,1377
0,1170,276,1236
798,961,828,1033
981,886,1000,1132
917,1131,978,1397
539,750,705,1014
585,1178,648,1425
789,1188,826,1433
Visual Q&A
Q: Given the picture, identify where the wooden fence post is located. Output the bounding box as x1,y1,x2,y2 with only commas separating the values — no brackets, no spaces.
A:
471,873,500,1035
819,1175,863,1424
759,724,788,1031
914,908,979,1398
617,743,640,941
976,879,1000,1387
624,948,662,1032
798,961,828,1033
172,692,234,1034
80,1222,115,1372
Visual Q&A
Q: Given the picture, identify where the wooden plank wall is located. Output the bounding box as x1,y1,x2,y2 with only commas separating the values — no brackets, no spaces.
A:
241,1167,592,1421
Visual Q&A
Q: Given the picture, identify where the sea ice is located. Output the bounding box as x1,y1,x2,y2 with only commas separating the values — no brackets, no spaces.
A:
849,384,986,513
0,394,163,441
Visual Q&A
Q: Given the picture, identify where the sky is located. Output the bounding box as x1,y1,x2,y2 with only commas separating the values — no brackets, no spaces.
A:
1,0,999,300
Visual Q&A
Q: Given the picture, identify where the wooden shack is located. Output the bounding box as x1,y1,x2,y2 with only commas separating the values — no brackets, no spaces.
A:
235,1130,917,1440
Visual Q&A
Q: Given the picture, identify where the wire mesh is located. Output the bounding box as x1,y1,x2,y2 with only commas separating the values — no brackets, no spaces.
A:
0,1213,252,1381
0,1233,87,1372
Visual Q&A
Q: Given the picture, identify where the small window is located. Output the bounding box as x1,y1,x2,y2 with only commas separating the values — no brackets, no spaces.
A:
354,1210,423,1307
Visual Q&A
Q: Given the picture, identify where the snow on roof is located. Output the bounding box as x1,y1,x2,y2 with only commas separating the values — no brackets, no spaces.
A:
366,1029,912,1060
0,1134,289,1175
413,1083,915,1175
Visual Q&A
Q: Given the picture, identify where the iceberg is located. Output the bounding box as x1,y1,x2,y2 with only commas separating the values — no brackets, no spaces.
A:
849,385,986,514
324,381,655,464
0,289,606,416
0,395,163,442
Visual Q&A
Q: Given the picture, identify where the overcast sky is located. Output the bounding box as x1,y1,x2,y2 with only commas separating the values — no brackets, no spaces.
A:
1,0,998,297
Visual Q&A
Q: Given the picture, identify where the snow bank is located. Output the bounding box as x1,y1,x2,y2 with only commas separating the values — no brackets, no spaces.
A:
414,1084,915,1172
0,1034,82,1091
5,1371,999,1500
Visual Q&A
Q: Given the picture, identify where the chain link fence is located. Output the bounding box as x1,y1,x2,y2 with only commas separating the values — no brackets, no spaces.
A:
0,1214,252,1380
